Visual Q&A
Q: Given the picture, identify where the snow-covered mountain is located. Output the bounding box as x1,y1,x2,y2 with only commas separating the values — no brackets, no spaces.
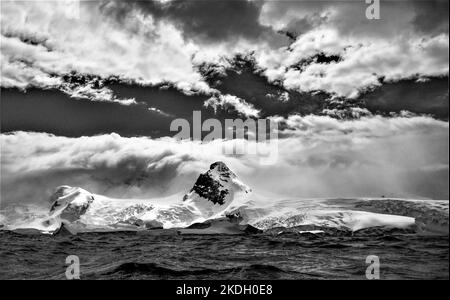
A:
49,186,95,223
182,161,252,218
1,162,448,235
35,161,254,233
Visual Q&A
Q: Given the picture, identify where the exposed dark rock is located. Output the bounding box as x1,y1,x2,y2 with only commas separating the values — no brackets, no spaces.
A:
210,161,231,174
134,219,145,227
191,173,228,205
144,220,164,230
187,222,212,229
53,223,76,236
121,217,145,227
184,218,262,234
241,224,263,234
188,162,236,205
226,211,244,224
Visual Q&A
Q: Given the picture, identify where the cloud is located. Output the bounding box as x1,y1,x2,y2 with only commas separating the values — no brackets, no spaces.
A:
259,0,448,39
256,28,449,98
0,87,177,137
1,0,448,100
199,55,330,117
0,0,211,93
204,94,260,118
1,115,448,210
358,76,449,120
59,76,137,105
264,114,449,199
0,132,217,207
411,0,449,35
104,0,282,45
254,0,449,97
0,36,62,88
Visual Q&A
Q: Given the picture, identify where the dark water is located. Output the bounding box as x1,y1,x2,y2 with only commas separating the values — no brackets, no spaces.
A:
0,231,448,280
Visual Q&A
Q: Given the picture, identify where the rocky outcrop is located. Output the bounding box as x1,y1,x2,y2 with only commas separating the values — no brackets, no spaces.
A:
53,223,76,236
144,220,164,230
185,162,251,205
182,162,252,220
183,218,262,235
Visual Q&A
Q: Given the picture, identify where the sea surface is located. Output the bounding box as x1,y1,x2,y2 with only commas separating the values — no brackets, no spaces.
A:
0,231,448,280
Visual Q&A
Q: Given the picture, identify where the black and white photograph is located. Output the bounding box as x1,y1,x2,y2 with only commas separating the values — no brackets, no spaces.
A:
0,0,448,284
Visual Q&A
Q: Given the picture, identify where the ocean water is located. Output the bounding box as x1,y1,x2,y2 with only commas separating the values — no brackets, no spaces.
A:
0,231,448,280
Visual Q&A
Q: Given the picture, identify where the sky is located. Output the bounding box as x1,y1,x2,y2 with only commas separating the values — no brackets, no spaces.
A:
0,0,449,207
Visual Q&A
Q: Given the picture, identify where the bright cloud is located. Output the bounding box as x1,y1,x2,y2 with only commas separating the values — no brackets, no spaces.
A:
0,0,210,93
204,94,261,118
1,0,448,100
256,28,449,98
1,115,448,209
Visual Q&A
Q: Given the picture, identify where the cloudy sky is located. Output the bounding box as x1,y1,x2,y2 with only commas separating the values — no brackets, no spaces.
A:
1,0,449,207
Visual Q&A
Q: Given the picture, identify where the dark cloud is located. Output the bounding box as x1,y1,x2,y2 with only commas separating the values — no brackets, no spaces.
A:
278,11,328,39
3,64,447,141
289,52,343,71
201,56,449,120
0,80,243,138
1,87,174,137
411,0,449,35
261,0,448,39
282,17,315,38
200,55,330,117
102,0,284,44
359,77,449,121
0,142,199,207
198,57,344,121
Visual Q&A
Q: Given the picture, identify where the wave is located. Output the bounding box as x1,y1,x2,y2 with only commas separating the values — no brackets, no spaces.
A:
96,262,290,279
1,229,447,280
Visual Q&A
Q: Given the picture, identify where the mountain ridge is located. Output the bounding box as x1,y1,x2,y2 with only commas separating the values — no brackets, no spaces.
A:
0,162,448,235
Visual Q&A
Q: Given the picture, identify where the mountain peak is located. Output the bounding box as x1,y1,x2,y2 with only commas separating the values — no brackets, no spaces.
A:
49,186,95,222
210,161,231,173
183,162,251,217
